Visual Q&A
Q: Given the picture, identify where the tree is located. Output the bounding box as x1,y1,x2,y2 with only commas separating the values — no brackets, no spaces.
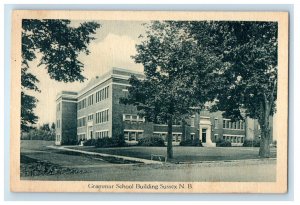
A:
188,21,277,158
122,21,219,159
40,123,51,132
21,92,38,132
51,122,56,130
127,21,277,158
21,20,100,131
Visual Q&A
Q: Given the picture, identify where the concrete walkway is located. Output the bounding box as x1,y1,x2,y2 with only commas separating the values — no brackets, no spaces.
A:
47,145,163,165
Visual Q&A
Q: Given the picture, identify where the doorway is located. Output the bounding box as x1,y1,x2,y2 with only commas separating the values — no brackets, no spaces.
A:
202,128,207,143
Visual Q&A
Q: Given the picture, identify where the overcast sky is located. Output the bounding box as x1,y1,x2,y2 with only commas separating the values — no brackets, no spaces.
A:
28,20,146,125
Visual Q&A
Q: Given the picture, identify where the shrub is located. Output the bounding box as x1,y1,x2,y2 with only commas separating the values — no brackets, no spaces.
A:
94,137,124,148
179,139,203,147
83,139,97,146
216,139,232,147
243,139,261,147
137,136,165,147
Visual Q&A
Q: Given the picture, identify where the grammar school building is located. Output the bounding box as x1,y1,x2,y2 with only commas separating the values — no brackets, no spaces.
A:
55,67,271,146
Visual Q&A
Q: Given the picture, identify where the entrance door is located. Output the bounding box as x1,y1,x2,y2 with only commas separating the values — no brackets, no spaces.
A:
90,130,93,139
202,128,207,143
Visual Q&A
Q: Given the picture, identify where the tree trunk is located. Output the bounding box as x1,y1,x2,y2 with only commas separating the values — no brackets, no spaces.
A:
258,112,271,158
258,80,276,158
181,119,186,141
259,135,271,158
167,116,173,159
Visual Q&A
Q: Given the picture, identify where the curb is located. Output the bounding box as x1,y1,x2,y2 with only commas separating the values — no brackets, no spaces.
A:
47,146,163,165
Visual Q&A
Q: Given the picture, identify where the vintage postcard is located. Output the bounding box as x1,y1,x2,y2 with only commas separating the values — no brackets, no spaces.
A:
10,10,288,193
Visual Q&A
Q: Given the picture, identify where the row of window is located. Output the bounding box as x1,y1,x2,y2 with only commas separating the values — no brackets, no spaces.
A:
77,117,86,127
96,86,109,103
77,109,109,127
88,114,93,121
78,133,86,140
95,130,109,139
223,135,245,143
77,86,109,110
154,132,182,142
95,109,109,124
124,131,144,141
123,114,145,122
222,119,245,130
88,95,94,106
78,98,87,110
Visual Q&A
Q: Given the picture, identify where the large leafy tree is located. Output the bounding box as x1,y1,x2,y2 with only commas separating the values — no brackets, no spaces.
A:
123,21,219,159
21,19,100,132
126,21,277,158
187,21,278,157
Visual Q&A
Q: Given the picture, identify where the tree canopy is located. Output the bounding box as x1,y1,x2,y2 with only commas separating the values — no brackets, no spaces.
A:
125,20,278,158
21,19,100,132
122,21,221,158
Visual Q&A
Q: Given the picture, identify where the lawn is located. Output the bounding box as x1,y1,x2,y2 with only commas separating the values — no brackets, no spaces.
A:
68,146,277,163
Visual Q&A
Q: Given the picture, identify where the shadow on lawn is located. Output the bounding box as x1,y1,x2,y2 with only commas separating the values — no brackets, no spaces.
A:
20,154,87,177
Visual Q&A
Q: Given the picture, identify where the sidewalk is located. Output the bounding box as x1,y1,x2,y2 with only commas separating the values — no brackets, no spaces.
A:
47,145,163,165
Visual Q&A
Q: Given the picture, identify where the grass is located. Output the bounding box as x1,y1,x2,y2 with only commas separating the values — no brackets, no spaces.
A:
20,154,87,177
69,146,277,163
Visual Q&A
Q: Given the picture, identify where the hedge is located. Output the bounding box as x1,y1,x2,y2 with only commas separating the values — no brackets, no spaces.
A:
179,139,203,147
137,136,165,147
216,139,232,147
243,139,261,147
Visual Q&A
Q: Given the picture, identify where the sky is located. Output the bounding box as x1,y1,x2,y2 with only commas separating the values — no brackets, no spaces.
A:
26,20,277,140
27,20,147,125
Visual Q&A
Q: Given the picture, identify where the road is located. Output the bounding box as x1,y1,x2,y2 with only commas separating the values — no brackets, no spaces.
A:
21,140,276,182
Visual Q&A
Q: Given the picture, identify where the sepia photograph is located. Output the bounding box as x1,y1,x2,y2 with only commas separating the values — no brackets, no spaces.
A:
10,10,288,193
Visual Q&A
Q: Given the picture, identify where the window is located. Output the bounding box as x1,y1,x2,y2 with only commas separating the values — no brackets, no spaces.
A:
191,116,195,127
78,133,86,140
123,114,145,123
172,134,182,142
56,134,61,142
88,114,93,121
124,130,144,141
95,130,109,139
191,133,195,140
223,135,244,143
77,117,86,127
223,119,245,130
95,86,109,103
214,118,218,129
237,121,241,129
78,98,87,110
88,95,94,106
96,109,109,124
214,134,218,142
124,114,131,121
